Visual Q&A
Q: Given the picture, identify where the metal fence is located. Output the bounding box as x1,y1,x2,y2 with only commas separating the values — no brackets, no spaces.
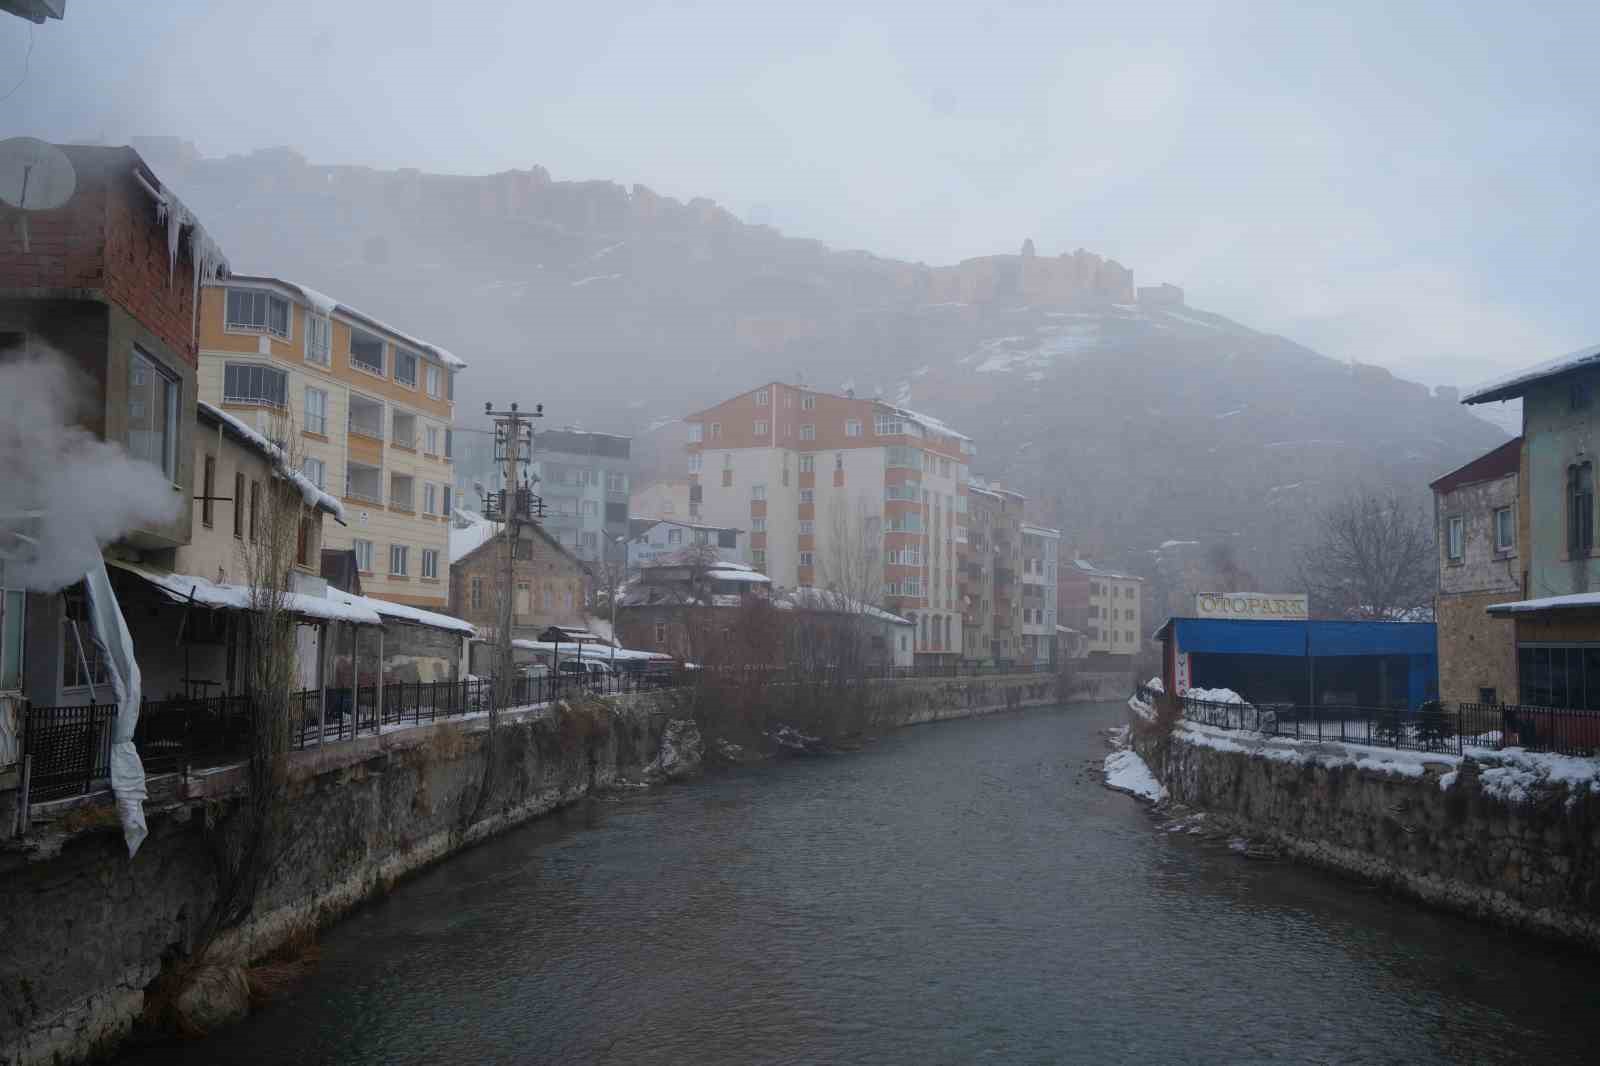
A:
21,660,1060,803
1143,685,1600,757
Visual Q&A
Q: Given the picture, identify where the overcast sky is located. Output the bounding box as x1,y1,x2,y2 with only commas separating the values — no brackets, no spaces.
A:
4,1,1596,393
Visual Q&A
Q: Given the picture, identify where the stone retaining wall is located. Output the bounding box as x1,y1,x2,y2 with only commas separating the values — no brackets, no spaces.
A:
1134,721,1600,949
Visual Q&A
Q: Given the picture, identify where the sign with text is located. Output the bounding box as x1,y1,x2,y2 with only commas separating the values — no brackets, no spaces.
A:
1194,592,1309,621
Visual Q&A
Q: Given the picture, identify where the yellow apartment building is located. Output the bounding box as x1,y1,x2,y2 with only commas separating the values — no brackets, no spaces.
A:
196,276,462,610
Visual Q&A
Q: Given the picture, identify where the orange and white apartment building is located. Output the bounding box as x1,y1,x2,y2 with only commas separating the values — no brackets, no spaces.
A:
196,276,462,610
686,383,973,662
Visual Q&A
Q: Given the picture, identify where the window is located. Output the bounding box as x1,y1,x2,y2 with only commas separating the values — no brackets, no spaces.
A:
395,349,419,387
423,362,441,398
800,489,814,504
606,471,626,493
687,452,703,474
1573,379,1593,411
470,575,483,609
1479,686,1498,705
60,587,112,691
752,483,766,501
752,549,766,569
222,362,285,408
201,455,216,527
1493,506,1515,552
390,473,415,511
1570,463,1594,555
302,456,325,490
754,420,769,436
225,288,290,338
886,446,920,469
392,411,417,448
350,327,385,374
233,472,246,538
904,577,921,597
290,388,323,439
800,424,815,441
834,453,844,471
248,480,260,542
424,482,438,515
445,428,453,459
688,423,703,443
722,469,733,487
346,462,382,503
845,419,862,437
751,517,767,533
421,548,439,580
709,422,722,440
443,486,452,515
352,538,374,572
305,313,331,365
718,529,737,548
799,551,814,567
424,424,440,455
389,544,409,575
666,526,683,545
874,414,903,436
126,349,179,481
756,388,770,406
802,393,816,411
655,622,668,645
348,394,384,439
799,455,814,473
799,519,814,535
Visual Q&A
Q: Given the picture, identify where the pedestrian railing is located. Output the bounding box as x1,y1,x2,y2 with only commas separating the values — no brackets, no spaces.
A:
1169,691,1600,758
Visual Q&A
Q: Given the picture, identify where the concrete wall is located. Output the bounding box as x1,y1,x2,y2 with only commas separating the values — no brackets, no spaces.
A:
1134,723,1600,949
1436,591,1519,705
1523,374,1600,596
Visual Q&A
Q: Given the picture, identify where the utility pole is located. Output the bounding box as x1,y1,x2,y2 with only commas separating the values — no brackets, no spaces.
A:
481,401,543,717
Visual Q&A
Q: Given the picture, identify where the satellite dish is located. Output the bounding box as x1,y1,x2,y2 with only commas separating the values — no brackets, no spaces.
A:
0,137,77,211
0,138,77,254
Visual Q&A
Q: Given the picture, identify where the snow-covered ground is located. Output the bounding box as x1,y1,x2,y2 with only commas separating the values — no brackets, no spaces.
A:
1103,748,1167,802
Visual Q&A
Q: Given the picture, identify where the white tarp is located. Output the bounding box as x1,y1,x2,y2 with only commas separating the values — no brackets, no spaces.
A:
84,560,147,857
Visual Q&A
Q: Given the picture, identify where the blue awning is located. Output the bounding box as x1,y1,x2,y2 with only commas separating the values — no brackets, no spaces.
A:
1163,617,1436,657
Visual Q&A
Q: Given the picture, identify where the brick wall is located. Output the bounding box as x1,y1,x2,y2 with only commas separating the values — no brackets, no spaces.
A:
1,146,200,367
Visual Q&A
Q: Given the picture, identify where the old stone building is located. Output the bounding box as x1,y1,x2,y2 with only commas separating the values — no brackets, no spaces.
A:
448,523,591,639
1430,437,1522,704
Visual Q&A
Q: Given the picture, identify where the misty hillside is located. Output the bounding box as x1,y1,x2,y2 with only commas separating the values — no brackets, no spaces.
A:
133,140,1507,585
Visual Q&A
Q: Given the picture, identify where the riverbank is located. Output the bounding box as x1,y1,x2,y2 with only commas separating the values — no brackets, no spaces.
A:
1122,693,1600,950
1,669,1073,1066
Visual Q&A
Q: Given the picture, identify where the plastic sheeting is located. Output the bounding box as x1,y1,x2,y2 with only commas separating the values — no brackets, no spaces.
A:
83,561,147,857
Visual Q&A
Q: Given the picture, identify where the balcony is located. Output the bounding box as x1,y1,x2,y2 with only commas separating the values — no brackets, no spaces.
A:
348,394,385,441
389,474,415,513
391,412,417,450
346,462,382,505
994,567,1016,586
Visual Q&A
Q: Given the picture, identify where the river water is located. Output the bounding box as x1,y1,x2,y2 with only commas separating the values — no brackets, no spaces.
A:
121,702,1599,1064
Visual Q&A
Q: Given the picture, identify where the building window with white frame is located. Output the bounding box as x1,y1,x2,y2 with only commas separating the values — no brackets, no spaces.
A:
845,418,861,437
752,549,766,569
688,452,702,473
424,482,438,515
350,327,386,375
799,519,813,535
1447,516,1464,562
353,538,374,572
421,548,439,579
799,551,814,567
709,422,722,440
800,488,814,504
426,363,441,398
225,288,290,338
755,388,770,406
799,455,814,473
688,422,704,443
752,483,766,501
1494,506,1515,553
800,424,815,441
394,349,418,387
305,313,331,365
303,385,327,434
751,517,766,533
801,393,815,411
425,424,440,455
754,420,769,436
874,414,902,436
302,456,325,490
223,361,287,408
389,543,409,575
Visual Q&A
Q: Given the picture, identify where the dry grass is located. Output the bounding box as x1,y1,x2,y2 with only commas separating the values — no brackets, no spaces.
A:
557,698,614,746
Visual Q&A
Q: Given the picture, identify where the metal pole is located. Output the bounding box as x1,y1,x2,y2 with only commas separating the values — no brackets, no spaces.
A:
376,626,384,731
316,621,328,746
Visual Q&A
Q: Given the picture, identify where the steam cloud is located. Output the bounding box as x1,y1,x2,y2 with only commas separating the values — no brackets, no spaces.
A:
0,352,183,593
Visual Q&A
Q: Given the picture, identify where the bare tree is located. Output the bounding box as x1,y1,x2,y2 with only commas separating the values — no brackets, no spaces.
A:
817,494,883,613
1298,490,1435,620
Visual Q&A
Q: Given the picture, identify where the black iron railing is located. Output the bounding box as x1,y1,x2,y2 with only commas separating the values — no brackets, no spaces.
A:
1168,691,1600,758
21,702,116,802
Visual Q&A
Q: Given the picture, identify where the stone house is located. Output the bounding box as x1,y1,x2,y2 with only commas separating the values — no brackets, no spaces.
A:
448,522,591,639
1430,437,1522,704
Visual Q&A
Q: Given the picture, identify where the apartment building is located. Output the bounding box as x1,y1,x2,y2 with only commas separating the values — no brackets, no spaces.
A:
197,276,461,610
629,477,692,522
685,383,974,663
1060,559,1144,659
1020,524,1061,665
530,428,632,567
962,481,1028,663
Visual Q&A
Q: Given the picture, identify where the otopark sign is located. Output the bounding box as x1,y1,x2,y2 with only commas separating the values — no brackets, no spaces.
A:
1194,592,1309,621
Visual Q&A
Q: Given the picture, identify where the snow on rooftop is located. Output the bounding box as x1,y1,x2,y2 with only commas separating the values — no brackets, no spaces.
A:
450,508,497,563
778,587,912,626
707,569,771,584
230,275,468,370
326,588,475,634
110,562,382,625
199,402,346,524
1487,592,1600,615
883,403,971,441
1462,341,1600,403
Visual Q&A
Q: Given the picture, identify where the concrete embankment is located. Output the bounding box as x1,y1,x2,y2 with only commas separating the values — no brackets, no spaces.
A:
0,670,1073,1066
1128,702,1600,950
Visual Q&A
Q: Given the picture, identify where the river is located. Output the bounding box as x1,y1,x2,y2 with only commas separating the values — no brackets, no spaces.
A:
119,701,1599,1064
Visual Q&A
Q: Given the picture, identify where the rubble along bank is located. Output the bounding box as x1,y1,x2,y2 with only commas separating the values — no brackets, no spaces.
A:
1129,706,1600,950
0,670,1080,1066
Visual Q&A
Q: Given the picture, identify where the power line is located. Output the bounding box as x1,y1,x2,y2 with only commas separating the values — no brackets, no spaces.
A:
0,24,34,105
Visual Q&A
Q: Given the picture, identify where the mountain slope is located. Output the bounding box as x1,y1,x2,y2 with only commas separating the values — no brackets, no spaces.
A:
133,140,1507,585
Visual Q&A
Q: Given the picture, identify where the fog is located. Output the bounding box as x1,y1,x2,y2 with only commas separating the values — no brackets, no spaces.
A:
4,1,1596,395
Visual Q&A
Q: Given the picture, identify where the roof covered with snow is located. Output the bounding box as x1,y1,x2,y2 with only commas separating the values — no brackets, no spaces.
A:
1462,341,1600,404
449,508,497,562
777,587,912,626
218,274,467,370
325,588,475,634
109,561,383,625
1071,558,1142,581
706,568,771,584
1487,592,1600,616
879,402,971,442
197,402,345,524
